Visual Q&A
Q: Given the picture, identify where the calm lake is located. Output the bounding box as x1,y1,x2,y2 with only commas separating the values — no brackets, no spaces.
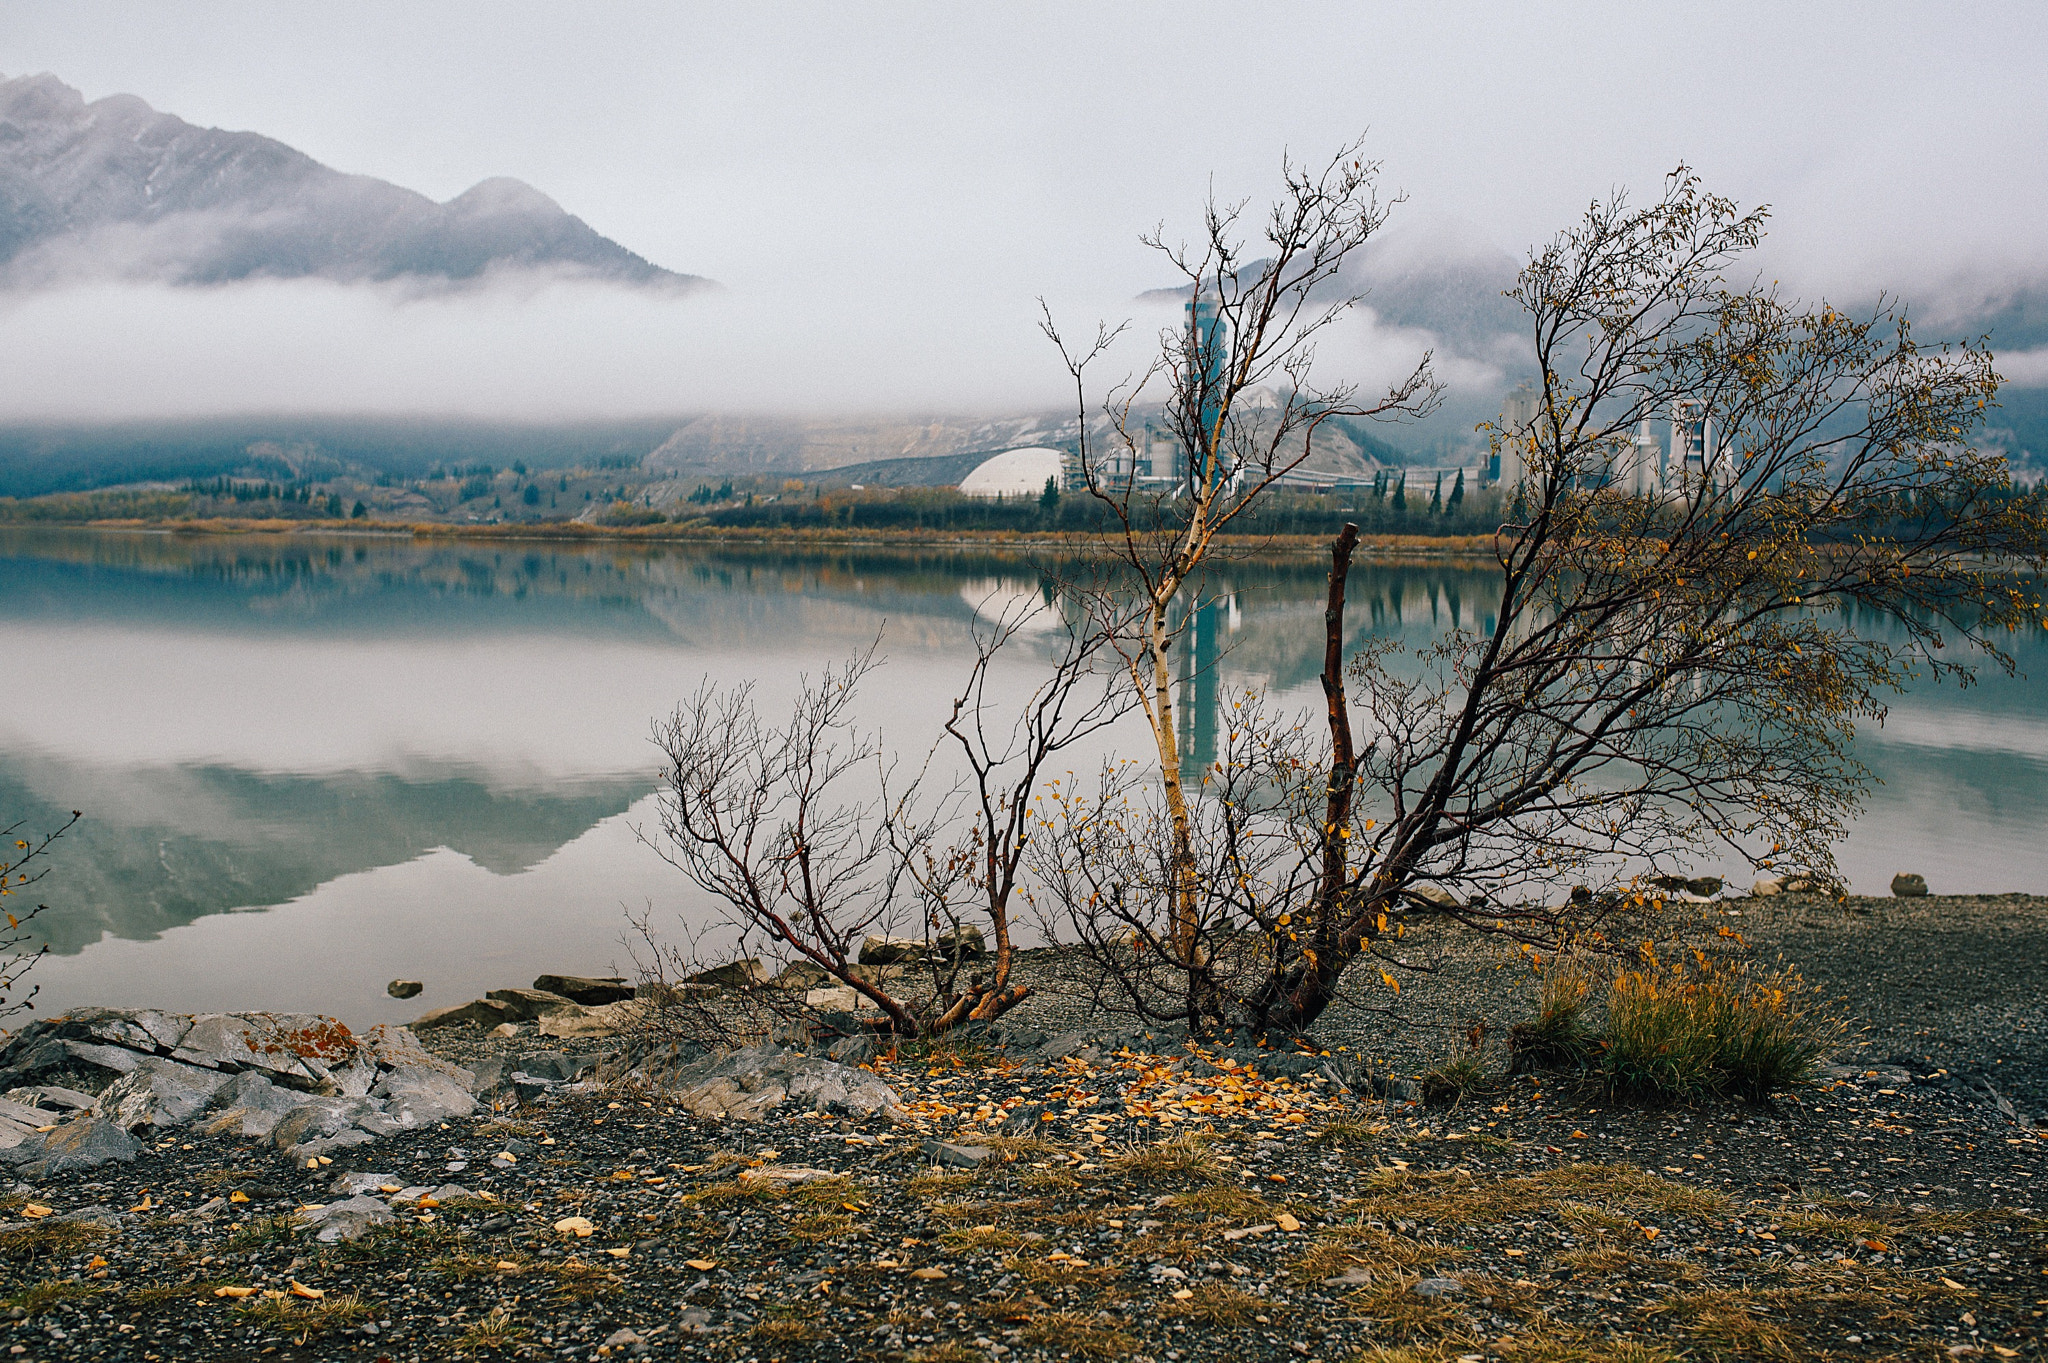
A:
2,528,2042,1025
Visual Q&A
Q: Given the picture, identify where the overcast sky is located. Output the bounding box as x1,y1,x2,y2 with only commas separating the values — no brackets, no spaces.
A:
1,1,2043,419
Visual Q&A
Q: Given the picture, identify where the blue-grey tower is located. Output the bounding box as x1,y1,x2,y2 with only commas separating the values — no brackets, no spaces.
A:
1186,296,1228,497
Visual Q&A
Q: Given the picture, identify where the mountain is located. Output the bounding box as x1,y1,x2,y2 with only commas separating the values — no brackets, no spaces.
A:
0,71,707,290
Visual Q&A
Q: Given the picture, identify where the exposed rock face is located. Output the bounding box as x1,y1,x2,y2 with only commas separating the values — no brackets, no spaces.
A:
92,1057,233,1131
0,72,708,291
0,1008,484,1160
386,980,424,1000
669,1046,902,1123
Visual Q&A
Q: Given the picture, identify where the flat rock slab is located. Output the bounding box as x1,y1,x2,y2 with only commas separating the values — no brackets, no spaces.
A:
531,975,634,1006
736,1165,841,1186
300,1195,395,1243
921,1140,993,1168
669,1046,902,1123
2,1116,140,1178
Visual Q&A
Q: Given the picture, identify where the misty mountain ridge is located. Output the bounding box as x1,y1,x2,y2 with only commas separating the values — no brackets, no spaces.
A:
0,71,708,291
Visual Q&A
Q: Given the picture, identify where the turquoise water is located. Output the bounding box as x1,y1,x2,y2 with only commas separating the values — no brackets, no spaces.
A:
1,528,2040,1024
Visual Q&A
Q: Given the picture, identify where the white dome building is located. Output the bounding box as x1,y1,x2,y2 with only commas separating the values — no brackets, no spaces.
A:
958,446,1065,499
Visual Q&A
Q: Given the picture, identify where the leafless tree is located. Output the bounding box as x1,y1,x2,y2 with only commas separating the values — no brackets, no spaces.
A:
0,810,79,1017
1041,136,1441,984
1041,168,2046,1035
649,595,1127,1038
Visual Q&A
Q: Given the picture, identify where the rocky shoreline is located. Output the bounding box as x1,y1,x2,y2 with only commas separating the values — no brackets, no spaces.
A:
0,893,2035,1362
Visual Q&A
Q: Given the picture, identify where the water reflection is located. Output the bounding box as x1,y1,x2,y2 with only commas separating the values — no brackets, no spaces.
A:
0,527,2040,1022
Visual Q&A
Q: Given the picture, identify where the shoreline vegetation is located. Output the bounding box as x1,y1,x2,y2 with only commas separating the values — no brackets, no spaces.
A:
0,515,1505,559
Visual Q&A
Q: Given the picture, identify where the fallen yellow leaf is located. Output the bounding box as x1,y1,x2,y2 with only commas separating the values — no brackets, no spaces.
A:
602,1247,629,1259
1171,1288,1194,1300
288,1281,324,1301
21,1205,50,1219
417,1196,440,1209
1942,1277,1968,1291
228,1191,250,1204
379,1184,402,1194
213,1286,258,1299
1274,1213,1301,1232
1570,1130,1590,1139
128,1195,153,1212
685,1258,717,1271
910,1267,947,1280
493,1260,520,1272
1642,1227,1660,1240
552,1216,595,1238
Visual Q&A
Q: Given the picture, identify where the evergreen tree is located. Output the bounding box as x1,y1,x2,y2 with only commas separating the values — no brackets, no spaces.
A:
350,501,367,519
1039,476,1061,513
1431,471,1443,513
1449,467,1465,510
1392,472,1407,512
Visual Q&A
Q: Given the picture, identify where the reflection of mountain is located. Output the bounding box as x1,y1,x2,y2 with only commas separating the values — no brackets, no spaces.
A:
0,756,648,953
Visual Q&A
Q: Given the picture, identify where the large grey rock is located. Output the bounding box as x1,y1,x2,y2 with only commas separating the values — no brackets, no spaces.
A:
1891,872,1929,897
671,1046,902,1123
804,985,860,1013
372,1064,477,1127
271,1097,393,1157
538,1001,640,1039
412,998,516,1031
5,1115,141,1177
767,961,829,991
858,935,926,966
386,980,424,1000
483,988,583,1021
300,1195,395,1243
531,975,634,1006
168,1013,357,1089
198,1071,310,1139
685,959,770,989
92,1057,233,1131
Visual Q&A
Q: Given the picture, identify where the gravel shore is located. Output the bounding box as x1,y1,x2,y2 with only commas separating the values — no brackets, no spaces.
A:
0,893,2037,1363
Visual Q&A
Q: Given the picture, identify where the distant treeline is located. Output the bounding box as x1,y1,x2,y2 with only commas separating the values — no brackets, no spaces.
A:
682,479,1507,536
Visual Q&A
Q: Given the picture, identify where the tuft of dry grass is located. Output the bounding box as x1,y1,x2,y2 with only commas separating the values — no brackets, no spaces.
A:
455,1305,529,1354
4,1280,101,1315
1106,1132,1223,1184
0,1218,111,1261
1020,1310,1136,1358
785,1212,855,1244
750,1316,824,1343
234,1291,374,1339
940,1223,1022,1251
1159,1281,1265,1325
1164,1184,1273,1222
1647,1286,1798,1359
1599,951,1839,1102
